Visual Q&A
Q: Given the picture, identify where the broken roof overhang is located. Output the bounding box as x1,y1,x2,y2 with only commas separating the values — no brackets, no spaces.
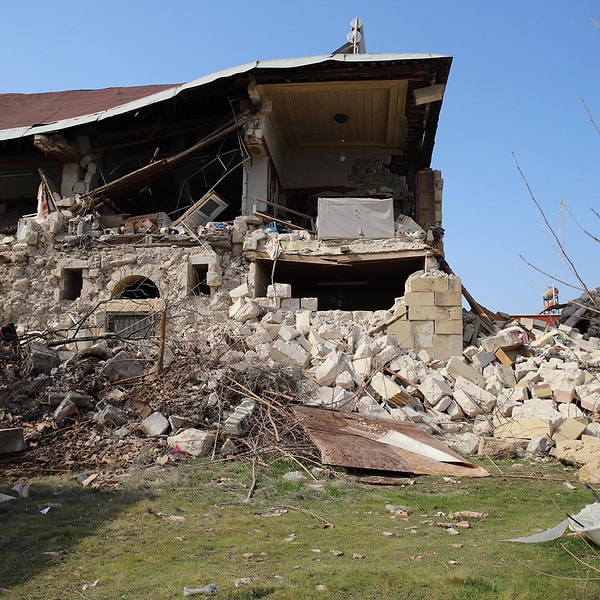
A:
0,52,451,142
292,406,490,478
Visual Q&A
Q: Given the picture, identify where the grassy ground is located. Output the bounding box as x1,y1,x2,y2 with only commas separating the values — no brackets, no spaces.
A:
1,457,600,599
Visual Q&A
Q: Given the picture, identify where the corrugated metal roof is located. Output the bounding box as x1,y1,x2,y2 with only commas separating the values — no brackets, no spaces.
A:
0,53,450,142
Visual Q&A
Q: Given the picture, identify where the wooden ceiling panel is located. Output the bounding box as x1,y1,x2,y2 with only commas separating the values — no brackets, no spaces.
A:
257,80,408,154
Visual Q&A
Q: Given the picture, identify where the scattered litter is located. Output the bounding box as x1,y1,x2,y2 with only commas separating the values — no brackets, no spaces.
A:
352,553,365,559
507,502,600,546
564,481,577,490
82,580,99,591
382,531,397,537
234,578,251,587
0,493,17,503
315,584,327,592
11,483,29,498
285,533,297,542
183,583,217,596
410,555,424,561
330,550,344,557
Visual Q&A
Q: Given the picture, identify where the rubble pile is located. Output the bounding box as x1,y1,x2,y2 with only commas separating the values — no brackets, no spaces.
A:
558,287,600,340
2,286,600,484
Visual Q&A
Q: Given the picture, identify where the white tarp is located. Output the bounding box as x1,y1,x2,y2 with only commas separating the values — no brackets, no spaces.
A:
317,197,394,240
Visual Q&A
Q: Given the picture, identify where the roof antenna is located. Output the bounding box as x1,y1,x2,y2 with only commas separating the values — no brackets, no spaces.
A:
347,17,365,54
333,18,366,54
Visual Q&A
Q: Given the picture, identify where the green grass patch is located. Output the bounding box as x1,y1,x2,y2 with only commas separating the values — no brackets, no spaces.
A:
1,458,600,599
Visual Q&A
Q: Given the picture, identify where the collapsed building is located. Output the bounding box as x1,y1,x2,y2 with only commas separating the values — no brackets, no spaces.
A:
0,21,464,361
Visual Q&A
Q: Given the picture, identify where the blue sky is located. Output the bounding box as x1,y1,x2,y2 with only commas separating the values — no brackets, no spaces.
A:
2,1,599,315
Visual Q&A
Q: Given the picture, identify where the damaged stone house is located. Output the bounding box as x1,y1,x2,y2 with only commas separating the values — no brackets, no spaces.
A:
0,25,460,360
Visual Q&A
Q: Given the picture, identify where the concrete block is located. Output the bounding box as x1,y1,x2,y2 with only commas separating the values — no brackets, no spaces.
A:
229,299,261,323
434,395,453,412
471,350,496,369
104,350,145,384
314,355,344,386
434,291,462,306
432,334,463,360
351,357,372,384
278,324,300,342
317,325,344,341
335,371,355,390
453,376,496,412
552,418,587,445
420,372,453,407
480,330,524,354
558,403,585,419
553,384,576,404
388,319,414,348
409,304,455,321
435,319,463,335
280,298,300,311
445,399,465,421
29,342,60,375
370,372,410,405
245,328,273,349
295,311,311,335
267,283,292,299
495,418,551,440
300,297,318,311
445,356,484,386
405,290,435,306
512,398,561,421
268,340,310,368
229,282,251,299
223,399,255,435
580,391,600,412
453,389,482,417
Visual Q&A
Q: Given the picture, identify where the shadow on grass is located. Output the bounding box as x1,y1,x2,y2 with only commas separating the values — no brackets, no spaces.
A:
0,477,152,591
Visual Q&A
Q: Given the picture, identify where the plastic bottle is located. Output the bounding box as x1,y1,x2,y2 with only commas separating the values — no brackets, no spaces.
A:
183,583,217,596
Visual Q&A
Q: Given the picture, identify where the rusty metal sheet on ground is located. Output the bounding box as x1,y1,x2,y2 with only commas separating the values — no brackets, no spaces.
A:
292,406,489,478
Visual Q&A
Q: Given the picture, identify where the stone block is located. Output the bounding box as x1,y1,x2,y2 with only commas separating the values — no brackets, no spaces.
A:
167,428,216,456
300,297,318,311
314,355,344,386
278,324,300,342
453,389,482,417
140,412,170,436
532,382,553,399
453,376,496,412
512,398,560,421
435,319,463,335
29,342,60,375
229,282,251,299
432,333,463,360
370,372,410,405
553,384,576,404
480,330,524,354
552,418,587,445
295,311,311,335
434,291,462,306
495,418,551,440
223,399,255,435
445,356,484,386
335,371,355,390
388,319,414,348
0,428,26,454
267,283,292,299
405,290,435,306
580,391,600,412
471,350,496,369
268,340,310,368
280,298,300,311
419,372,453,407
104,350,145,384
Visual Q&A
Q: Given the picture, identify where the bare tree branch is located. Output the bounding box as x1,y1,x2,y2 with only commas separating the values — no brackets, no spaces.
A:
561,200,600,244
518,254,584,294
582,97,600,137
513,153,596,306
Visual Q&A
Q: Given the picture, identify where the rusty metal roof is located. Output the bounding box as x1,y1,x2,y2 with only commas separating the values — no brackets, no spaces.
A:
292,405,489,478
0,53,451,144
